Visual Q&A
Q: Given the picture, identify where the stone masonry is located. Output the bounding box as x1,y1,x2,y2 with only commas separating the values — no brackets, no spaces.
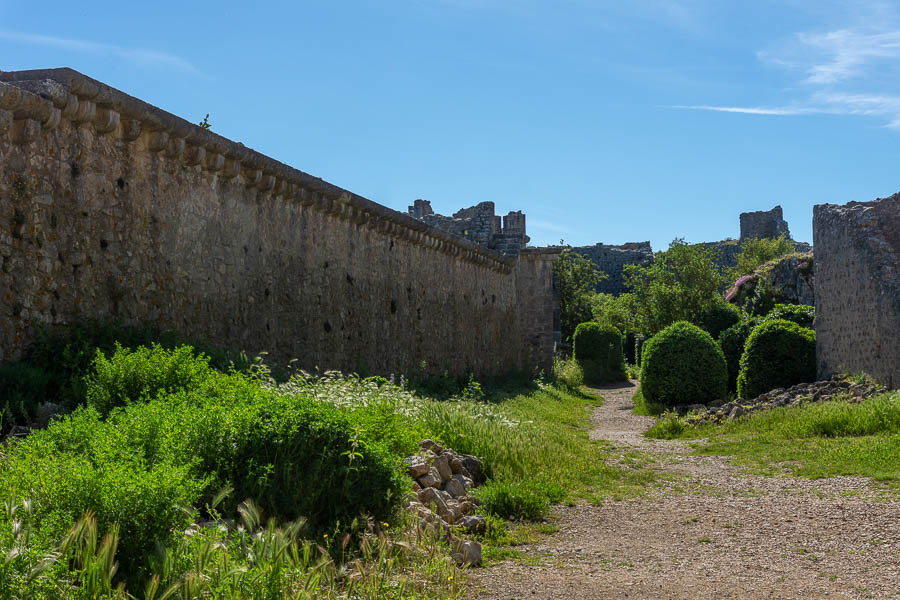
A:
570,242,653,296
408,199,529,258
740,205,791,240
0,68,558,376
814,193,900,389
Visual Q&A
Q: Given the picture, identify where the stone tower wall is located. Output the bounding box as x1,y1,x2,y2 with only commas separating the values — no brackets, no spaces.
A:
813,194,900,388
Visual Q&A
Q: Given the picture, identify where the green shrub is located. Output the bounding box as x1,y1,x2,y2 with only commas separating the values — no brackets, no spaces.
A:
736,319,816,399
646,413,687,439
0,361,53,432
0,407,206,582
639,322,727,407
699,302,742,340
85,343,219,416
553,355,584,391
717,319,761,393
761,304,815,329
471,480,563,521
573,322,626,384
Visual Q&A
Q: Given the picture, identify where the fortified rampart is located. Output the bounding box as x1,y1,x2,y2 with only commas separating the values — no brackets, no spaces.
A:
0,68,558,376
570,242,653,296
408,199,529,258
740,205,791,240
814,193,900,389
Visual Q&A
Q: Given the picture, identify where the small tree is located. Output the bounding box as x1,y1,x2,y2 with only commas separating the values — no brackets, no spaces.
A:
624,239,725,337
728,235,795,281
554,249,605,343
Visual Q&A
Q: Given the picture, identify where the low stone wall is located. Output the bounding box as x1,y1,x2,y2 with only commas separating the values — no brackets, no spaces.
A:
0,68,557,376
814,194,900,388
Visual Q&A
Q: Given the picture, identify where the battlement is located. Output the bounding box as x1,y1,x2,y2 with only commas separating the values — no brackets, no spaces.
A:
407,199,530,257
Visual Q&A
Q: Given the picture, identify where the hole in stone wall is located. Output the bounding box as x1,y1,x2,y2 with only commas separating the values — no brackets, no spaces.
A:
390,240,394,251
243,245,248,253
53,290,60,300
264,288,270,297
50,214,57,229
492,294,496,303
323,320,332,333
116,177,126,189
266,323,270,332
100,239,108,249
71,163,81,178
390,299,397,314
346,273,354,285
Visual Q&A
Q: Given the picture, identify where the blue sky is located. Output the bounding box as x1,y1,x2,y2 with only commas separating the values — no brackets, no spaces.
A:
2,0,899,250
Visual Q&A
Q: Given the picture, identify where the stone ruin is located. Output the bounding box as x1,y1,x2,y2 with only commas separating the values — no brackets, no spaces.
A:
408,199,529,258
814,192,900,389
740,205,791,241
568,242,654,296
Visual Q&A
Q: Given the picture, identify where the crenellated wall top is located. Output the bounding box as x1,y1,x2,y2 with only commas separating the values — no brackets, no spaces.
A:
0,68,515,273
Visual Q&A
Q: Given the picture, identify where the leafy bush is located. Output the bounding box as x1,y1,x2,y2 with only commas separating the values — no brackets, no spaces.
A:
0,361,53,432
736,319,816,399
554,249,605,342
646,413,687,439
573,322,626,384
471,480,563,521
717,319,761,393
698,302,742,340
728,235,795,280
639,322,727,407
0,407,206,581
553,355,584,391
85,343,219,415
761,304,814,329
624,239,726,336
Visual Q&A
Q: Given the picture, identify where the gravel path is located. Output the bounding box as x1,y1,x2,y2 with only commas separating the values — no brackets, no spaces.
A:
468,381,900,599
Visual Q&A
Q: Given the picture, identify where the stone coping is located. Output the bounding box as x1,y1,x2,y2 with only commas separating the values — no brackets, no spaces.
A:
0,68,515,273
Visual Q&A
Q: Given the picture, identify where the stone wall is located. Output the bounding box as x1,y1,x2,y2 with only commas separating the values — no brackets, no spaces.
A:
740,205,791,240
570,242,653,295
814,194,900,389
408,199,529,258
0,68,557,376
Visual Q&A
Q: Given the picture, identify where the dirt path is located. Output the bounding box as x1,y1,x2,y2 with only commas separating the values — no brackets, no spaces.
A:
468,381,900,599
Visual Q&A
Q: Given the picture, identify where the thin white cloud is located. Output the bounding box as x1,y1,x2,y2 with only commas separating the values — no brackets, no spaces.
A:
683,4,900,131
0,30,199,74
791,29,900,84
671,105,823,116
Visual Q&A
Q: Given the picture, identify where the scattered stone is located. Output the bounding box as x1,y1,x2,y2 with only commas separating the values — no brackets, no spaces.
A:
461,454,485,485
403,455,430,478
452,540,482,566
458,515,487,535
404,441,486,567
416,472,440,489
420,439,443,454
433,454,453,482
443,478,467,499
683,376,887,426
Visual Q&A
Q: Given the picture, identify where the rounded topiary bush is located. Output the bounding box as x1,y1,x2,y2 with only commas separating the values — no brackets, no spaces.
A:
639,321,727,407
717,318,760,393
699,302,742,340
761,303,815,329
573,322,626,384
736,319,816,400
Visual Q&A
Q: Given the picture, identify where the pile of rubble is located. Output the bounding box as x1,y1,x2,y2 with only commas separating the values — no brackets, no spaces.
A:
403,439,486,566
677,377,887,425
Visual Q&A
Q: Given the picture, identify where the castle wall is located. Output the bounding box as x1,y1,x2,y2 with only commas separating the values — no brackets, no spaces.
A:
571,242,653,296
0,69,555,376
814,194,900,388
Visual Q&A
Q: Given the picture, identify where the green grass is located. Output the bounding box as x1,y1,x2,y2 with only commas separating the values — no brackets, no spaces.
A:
657,392,900,481
631,387,668,416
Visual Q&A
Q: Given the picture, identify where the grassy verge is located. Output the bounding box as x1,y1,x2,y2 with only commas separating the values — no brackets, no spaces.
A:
647,392,900,482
